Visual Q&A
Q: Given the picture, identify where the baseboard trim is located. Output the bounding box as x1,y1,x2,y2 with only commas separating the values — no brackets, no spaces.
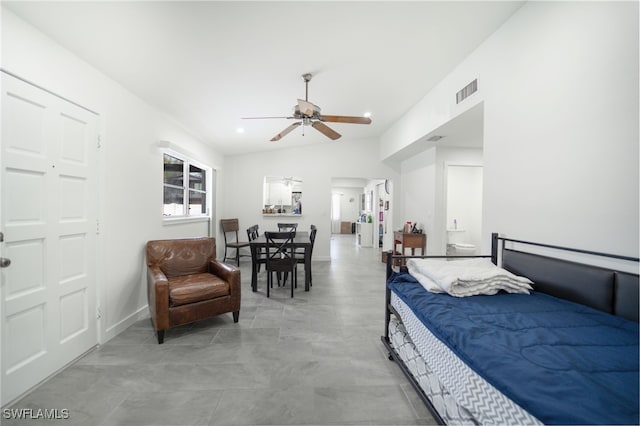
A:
102,305,149,344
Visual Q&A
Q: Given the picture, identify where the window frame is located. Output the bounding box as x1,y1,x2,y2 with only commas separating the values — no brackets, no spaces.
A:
162,149,212,223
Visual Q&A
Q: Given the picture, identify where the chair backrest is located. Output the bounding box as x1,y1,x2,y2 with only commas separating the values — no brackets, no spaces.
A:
309,225,317,256
264,231,296,270
277,223,298,232
221,218,240,242
146,237,216,278
246,224,259,242
221,218,240,232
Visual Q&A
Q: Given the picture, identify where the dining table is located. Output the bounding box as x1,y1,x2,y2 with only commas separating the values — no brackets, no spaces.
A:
249,231,312,293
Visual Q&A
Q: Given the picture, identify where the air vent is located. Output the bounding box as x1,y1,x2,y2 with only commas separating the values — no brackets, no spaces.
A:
456,79,478,104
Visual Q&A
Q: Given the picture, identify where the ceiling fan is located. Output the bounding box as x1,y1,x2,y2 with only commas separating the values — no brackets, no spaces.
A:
242,73,372,142
282,176,302,186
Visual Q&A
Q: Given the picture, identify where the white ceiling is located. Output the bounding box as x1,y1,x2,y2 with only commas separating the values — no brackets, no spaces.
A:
4,1,523,156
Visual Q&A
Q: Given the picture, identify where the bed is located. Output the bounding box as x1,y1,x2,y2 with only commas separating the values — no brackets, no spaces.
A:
381,233,639,425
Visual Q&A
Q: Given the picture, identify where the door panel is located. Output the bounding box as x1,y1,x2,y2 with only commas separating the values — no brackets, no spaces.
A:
4,238,45,299
5,303,47,374
1,73,98,405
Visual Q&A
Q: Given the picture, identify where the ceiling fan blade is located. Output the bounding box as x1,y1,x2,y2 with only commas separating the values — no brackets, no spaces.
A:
312,121,341,140
242,116,295,120
270,122,302,142
319,115,372,124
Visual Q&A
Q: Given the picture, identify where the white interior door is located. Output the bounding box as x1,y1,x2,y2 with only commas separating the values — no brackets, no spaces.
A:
1,73,98,405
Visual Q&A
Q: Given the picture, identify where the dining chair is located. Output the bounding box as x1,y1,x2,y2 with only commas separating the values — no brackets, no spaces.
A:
276,222,298,285
220,218,251,266
277,223,298,232
264,231,297,298
247,224,266,273
296,224,317,287
246,224,259,242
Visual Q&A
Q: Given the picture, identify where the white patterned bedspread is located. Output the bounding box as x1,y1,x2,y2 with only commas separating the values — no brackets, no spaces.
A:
390,292,542,426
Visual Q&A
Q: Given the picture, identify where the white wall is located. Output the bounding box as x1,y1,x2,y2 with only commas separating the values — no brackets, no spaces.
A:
382,1,639,257
1,9,227,342
223,139,398,261
400,148,436,249
483,1,638,256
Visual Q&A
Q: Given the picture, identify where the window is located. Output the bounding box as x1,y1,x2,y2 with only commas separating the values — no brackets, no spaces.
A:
163,152,210,218
331,193,341,222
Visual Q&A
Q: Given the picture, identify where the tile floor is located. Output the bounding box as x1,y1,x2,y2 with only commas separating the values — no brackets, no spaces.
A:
4,234,435,425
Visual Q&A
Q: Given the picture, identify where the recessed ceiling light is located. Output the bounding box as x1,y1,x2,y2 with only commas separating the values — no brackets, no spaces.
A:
236,128,245,133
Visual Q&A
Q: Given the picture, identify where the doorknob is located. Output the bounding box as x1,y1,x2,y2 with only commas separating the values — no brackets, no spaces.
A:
0,233,8,267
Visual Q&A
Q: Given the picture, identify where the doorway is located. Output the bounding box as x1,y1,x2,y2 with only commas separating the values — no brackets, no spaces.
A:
330,178,365,235
330,177,391,260
445,164,483,253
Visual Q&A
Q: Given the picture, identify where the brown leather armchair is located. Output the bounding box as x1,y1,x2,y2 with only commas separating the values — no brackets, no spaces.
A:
145,237,240,344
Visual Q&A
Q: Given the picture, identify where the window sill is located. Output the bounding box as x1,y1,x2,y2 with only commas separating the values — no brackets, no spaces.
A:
162,216,210,226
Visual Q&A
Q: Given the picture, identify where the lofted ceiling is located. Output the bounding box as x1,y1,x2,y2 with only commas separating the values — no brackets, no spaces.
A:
3,1,524,156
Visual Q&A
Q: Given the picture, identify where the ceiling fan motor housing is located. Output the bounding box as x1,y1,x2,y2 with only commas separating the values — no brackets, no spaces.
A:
295,101,321,119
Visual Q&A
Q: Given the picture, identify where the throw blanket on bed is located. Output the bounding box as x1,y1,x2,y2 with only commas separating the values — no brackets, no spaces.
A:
406,258,533,296
388,272,640,425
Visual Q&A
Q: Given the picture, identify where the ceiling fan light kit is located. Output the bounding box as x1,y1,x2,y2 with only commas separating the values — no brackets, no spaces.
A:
243,73,372,142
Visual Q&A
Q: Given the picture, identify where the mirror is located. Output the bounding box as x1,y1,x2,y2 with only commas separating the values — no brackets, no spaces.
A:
263,176,303,215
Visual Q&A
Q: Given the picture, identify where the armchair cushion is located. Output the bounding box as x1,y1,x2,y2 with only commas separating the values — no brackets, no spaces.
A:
169,273,230,306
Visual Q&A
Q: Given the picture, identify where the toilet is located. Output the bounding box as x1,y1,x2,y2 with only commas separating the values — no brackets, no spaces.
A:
446,229,476,256
452,242,476,255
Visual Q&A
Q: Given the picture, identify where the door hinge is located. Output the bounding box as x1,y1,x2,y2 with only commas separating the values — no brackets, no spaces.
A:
97,135,102,148
96,219,100,235
97,308,102,320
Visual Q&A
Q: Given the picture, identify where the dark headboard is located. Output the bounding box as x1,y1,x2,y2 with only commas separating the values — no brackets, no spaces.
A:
386,234,639,322
499,241,639,322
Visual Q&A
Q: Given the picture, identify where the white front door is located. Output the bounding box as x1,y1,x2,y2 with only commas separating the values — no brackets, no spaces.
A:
1,73,99,405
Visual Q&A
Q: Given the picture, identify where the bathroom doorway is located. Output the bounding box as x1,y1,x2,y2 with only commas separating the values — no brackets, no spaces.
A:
445,164,483,254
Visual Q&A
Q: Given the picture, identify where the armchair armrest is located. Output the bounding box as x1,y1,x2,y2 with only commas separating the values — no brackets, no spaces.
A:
209,259,241,300
209,259,239,281
147,265,170,329
147,265,168,285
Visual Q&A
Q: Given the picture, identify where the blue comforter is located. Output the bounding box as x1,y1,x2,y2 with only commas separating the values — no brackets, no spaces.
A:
388,272,639,425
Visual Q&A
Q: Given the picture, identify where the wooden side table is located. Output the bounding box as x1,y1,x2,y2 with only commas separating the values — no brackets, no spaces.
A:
340,221,352,234
394,231,427,265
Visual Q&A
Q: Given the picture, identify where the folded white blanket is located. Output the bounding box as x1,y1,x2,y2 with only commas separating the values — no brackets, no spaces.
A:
407,258,533,297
